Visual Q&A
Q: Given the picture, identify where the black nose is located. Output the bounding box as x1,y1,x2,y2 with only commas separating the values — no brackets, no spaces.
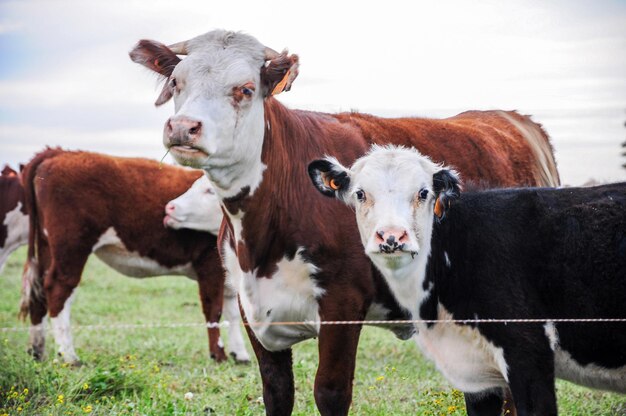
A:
379,240,406,254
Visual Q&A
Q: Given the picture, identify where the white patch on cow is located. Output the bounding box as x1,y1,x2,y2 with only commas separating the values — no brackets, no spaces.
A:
92,227,195,278
444,251,451,268
165,176,223,234
544,321,559,351
0,202,29,274
238,247,324,351
160,32,270,199
29,316,47,357
544,323,626,393
554,347,626,393
50,291,80,363
224,294,251,362
221,241,251,362
217,337,224,349
416,305,509,392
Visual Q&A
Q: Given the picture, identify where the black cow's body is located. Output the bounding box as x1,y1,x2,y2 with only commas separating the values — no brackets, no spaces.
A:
422,183,626,415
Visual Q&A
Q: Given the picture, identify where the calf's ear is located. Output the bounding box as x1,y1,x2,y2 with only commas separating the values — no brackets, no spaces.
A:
307,158,351,201
261,50,299,97
432,169,461,221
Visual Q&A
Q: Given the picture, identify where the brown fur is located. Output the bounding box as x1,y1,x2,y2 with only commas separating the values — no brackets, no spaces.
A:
222,98,558,414
20,149,229,362
0,173,26,250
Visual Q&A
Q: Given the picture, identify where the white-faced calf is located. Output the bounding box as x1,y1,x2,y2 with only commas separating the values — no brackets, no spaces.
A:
309,145,626,416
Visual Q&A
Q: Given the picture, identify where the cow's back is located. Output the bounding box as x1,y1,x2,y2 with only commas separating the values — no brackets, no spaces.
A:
33,151,208,266
333,110,560,188
434,184,626,375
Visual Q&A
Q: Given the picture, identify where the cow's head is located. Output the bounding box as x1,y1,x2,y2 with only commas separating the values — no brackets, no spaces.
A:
164,175,223,235
130,30,299,195
308,145,460,271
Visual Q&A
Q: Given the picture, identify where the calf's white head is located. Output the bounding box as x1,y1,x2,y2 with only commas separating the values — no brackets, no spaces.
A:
164,175,223,235
130,30,299,195
308,145,460,271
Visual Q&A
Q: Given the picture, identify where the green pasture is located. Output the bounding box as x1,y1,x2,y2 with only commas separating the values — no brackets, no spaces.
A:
0,248,624,415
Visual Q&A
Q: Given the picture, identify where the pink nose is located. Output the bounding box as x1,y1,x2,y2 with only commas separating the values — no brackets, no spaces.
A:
165,202,176,215
375,227,409,253
165,116,202,144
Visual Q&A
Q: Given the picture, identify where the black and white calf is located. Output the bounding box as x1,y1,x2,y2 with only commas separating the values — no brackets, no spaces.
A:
309,145,626,416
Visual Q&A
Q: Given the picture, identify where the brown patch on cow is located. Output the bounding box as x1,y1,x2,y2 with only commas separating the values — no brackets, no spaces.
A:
20,149,229,362
0,174,25,248
222,186,251,216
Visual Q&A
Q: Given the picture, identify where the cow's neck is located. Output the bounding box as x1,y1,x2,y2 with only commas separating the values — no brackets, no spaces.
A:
372,240,433,317
220,98,334,274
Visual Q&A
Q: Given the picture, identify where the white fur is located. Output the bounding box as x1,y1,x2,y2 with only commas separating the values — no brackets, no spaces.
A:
416,305,509,392
546,322,626,393
164,175,223,234
163,31,270,200
29,317,46,358
0,202,29,274
237,247,324,352
50,290,79,363
92,227,195,278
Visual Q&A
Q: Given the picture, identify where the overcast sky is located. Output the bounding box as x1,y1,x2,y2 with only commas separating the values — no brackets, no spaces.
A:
0,0,625,185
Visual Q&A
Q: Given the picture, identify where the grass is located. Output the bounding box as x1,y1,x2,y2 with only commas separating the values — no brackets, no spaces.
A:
1,247,624,415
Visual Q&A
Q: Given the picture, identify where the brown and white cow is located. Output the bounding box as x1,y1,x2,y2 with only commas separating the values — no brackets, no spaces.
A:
19,148,249,364
0,165,28,275
130,30,560,415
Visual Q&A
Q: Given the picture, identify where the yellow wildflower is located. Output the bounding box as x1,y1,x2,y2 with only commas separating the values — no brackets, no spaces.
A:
82,405,93,413
83,383,89,390
57,394,64,404
448,405,458,413
23,388,29,395
375,375,385,382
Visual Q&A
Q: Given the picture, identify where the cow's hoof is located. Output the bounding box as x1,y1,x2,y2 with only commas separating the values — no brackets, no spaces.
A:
210,350,228,363
230,352,251,364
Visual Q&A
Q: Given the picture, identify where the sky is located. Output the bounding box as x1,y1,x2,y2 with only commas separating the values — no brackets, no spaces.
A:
0,0,625,185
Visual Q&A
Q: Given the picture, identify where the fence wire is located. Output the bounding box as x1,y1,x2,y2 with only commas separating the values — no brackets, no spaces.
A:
2,317,625,333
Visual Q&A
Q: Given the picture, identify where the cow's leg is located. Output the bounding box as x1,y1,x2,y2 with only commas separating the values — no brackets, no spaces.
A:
505,344,557,416
45,253,88,365
464,389,505,416
242,308,294,415
314,296,366,416
22,252,48,360
223,284,250,363
196,267,227,362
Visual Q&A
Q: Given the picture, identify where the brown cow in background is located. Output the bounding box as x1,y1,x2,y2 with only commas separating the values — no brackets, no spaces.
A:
0,165,28,274
19,148,250,365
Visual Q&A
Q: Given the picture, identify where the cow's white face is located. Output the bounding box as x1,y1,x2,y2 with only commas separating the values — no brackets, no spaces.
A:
130,30,299,197
308,146,460,273
164,175,222,235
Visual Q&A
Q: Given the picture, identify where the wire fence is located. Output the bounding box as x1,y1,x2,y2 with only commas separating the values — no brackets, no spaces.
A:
2,317,625,333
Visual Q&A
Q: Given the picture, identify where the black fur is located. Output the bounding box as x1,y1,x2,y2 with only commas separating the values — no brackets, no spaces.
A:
423,182,626,415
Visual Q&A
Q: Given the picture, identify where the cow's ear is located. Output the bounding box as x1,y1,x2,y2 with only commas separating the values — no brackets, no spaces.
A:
308,158,351,201
432,169,461,221
129,40,181,78
261,51,299,97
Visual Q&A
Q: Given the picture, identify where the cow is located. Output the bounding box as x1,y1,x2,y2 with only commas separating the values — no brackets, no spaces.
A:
308,145,626,416
130,29,560,415
19,148,250,365
0,165,28,275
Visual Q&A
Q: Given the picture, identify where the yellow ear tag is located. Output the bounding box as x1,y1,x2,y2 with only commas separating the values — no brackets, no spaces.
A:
434,197,444,218
329,178,340,190
271,68,292,96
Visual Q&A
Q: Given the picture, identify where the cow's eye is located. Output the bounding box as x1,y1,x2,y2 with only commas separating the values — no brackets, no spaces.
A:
419,189,429,200
355,190,366,202
241,86,254,97
170,78,177,89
